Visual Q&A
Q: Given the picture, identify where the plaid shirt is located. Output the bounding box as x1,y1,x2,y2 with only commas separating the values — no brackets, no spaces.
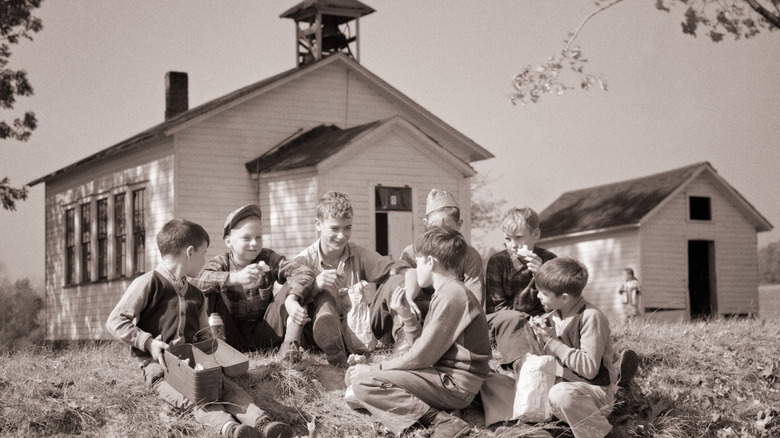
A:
485,247,556,315
195,249,315,320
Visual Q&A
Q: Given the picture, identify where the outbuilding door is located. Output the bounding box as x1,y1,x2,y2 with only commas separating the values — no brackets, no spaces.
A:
375,186,413,259
688,240,717,319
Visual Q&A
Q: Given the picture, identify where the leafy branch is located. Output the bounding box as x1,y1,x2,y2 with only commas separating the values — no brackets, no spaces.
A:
510,0,780,105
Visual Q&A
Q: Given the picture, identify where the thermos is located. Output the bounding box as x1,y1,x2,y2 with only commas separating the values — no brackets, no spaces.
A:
208,313,226,341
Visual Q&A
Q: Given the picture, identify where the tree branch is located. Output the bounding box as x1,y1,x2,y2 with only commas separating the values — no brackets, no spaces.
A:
744,0,780,28
565,0,626,50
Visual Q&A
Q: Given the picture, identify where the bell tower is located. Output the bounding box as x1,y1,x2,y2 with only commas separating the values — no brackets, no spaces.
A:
280,0,375,67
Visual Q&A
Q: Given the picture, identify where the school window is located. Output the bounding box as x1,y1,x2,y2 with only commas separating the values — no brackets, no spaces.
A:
115,193,126,278
81,203,92,283
97,198,108,280
689,196,711,221
132,188,146,275
65,208,76,285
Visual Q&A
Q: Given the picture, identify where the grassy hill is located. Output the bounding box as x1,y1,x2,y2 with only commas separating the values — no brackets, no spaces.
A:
1,317,779,437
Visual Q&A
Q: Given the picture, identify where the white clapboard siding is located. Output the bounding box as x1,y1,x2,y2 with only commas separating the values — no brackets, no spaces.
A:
43,139,174,340
316,128,462,253
642,171,760,317
541,228,640,322
259,170,319,258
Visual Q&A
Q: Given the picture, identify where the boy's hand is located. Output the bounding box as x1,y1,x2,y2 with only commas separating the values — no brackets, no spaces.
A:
517,247,543,273
284,295,311,326
530,317,554,345
344,363,372,387
316,269,340,293
403,270,422,320
233,264,263,286
390,286,413,320
149,339,170,373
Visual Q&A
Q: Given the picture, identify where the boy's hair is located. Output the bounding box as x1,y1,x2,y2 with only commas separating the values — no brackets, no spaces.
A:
624,268,635,277
413,227,467,271
427,206,460,223
501,207,539,235
535,257,589,297
316,191,353,220
157,219,210,256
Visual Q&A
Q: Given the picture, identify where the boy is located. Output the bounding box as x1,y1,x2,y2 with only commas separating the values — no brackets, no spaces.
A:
196,204,315,362
346,227,491,438
485,207,556,374
530,257,616,438
370,188,484,348
294,191,408,366
106,219,293,438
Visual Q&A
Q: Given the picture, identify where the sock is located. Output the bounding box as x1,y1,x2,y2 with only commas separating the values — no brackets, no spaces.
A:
221,420,239,437
283,317,303,343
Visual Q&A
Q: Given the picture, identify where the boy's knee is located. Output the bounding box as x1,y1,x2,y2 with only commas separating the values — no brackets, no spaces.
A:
547,383,573,410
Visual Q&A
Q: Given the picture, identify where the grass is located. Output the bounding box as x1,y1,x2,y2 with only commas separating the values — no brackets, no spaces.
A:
1,317,779,437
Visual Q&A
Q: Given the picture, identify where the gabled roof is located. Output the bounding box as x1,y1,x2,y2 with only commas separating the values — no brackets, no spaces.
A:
29,53,492,187
245,120,382,173
539,162,773,239
245,115,476,177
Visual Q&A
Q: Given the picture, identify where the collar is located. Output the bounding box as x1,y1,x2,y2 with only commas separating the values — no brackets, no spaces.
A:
155,263,187,289
316,239,351,272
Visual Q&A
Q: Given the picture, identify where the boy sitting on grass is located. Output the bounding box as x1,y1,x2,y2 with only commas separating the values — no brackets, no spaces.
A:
294,191,409,366
346,227,491,438
530,257,623,438
106,219,293,438
370,188,485,350
196,204,316,362
485,206,557,375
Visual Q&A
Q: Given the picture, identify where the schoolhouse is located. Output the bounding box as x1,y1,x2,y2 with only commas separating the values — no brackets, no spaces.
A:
537,162,773,322
28,0,493,341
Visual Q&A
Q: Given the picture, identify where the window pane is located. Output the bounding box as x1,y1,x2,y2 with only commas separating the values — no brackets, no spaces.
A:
65,209,75,285
98,199,108,279
132,189,145,274
81,203,91,283
115,193,126,278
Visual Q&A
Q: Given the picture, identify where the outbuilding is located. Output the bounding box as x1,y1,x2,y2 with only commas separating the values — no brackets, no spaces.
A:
538,162,772,322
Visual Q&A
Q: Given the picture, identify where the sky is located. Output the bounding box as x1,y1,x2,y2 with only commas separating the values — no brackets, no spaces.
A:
1,0,779,283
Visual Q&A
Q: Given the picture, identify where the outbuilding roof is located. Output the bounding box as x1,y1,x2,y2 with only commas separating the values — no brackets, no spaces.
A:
539,162,773,239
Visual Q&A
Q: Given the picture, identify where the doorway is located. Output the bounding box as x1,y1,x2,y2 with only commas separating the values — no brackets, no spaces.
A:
375,186,413,259
688,240,717,319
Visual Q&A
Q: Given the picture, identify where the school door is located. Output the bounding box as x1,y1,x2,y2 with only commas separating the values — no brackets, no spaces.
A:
375,186,414,259
688,240,717,319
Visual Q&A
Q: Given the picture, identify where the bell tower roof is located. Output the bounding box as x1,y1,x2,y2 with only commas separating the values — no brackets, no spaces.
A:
280,0,375,66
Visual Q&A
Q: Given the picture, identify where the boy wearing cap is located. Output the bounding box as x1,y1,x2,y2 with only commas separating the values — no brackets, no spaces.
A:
485,206,556,374
293,191,409,366
370,188,485,348
196,204,316,361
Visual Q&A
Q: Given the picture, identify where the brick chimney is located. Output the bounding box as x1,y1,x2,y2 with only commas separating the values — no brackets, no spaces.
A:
165,71,188,119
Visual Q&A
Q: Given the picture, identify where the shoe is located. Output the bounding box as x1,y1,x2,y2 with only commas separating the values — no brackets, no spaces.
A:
617,349,639,388
430,411,471,438
223,421,261,438
312,313,347,366
278,340,301,363
255,419,294,438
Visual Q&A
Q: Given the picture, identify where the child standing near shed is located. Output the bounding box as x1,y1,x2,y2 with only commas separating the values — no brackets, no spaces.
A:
106,219,293,438
618,268,641,320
